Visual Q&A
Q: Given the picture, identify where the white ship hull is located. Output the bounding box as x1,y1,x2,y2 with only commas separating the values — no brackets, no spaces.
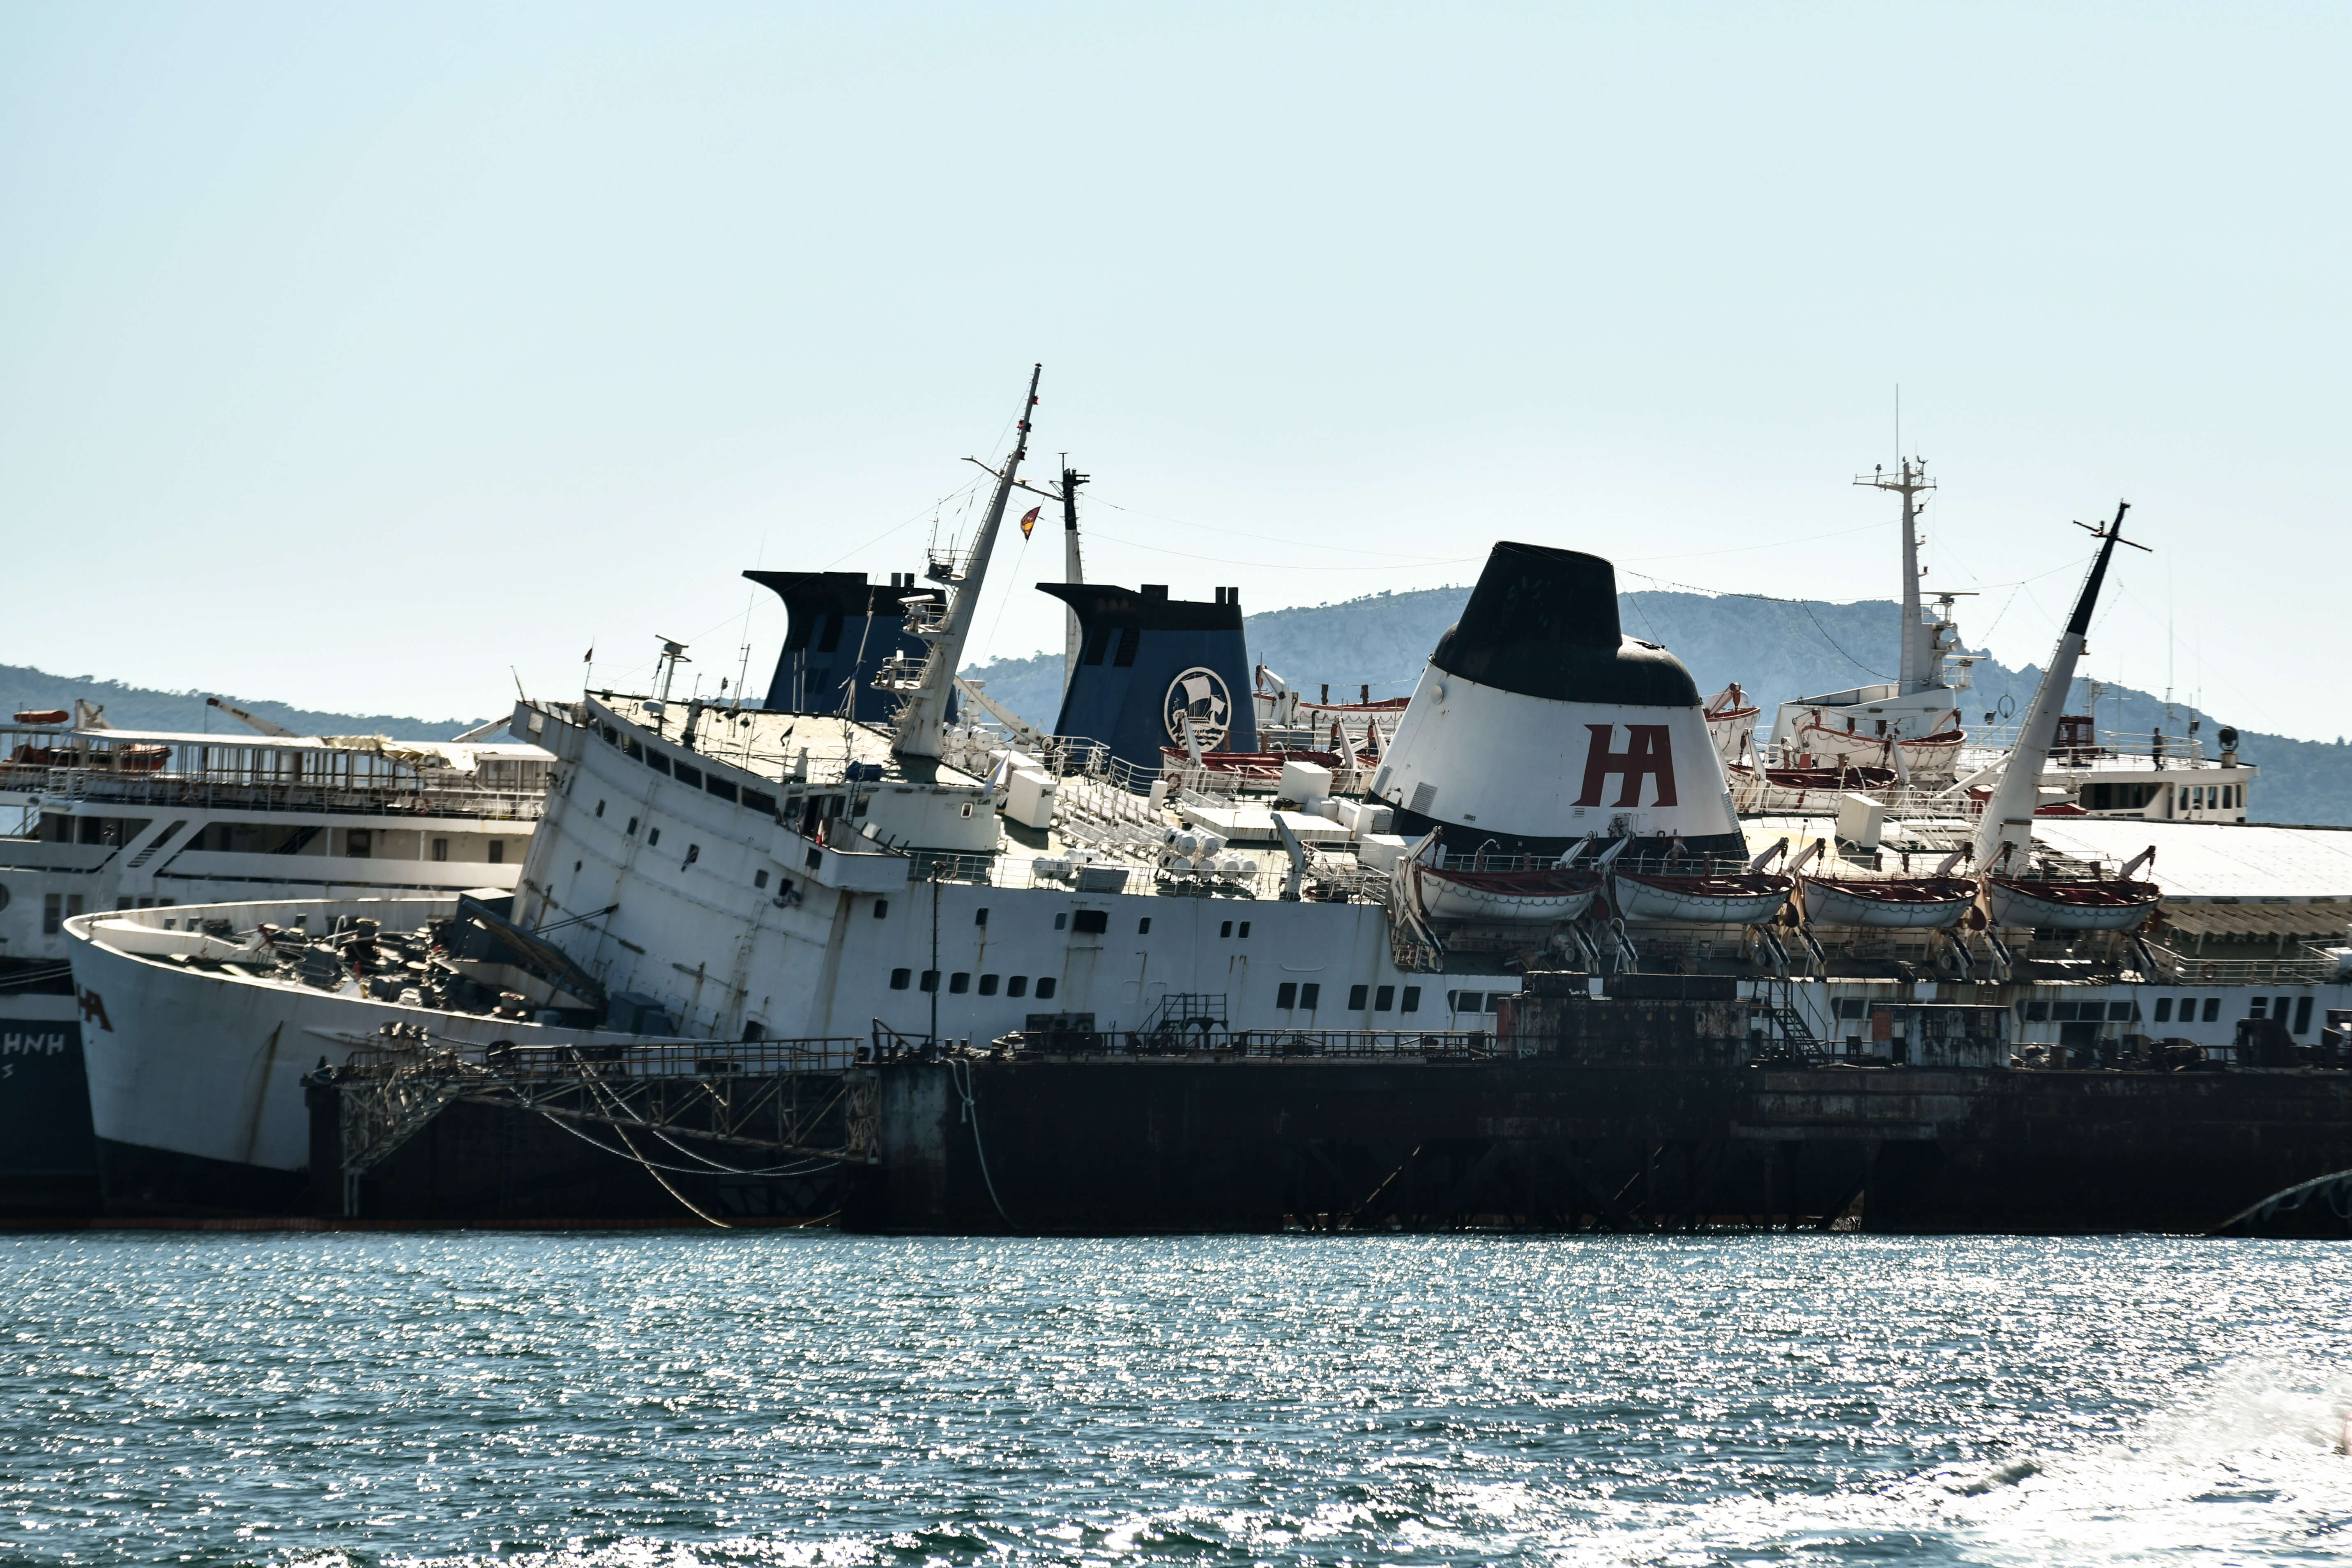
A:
67,898,666,1213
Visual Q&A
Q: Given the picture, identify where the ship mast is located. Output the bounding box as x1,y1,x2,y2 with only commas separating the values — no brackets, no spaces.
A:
1060,460,1089,690
1855,458,1936,694
893,364,1042,760
1970,502,2147,872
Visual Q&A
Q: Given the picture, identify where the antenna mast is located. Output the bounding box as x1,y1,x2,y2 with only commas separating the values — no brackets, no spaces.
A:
893,364,1042,759
1855,457,1937,694
1060,459,1089,691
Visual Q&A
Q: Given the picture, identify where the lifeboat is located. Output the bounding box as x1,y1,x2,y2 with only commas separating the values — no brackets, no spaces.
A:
1788,717,1965,781
1703,683,1761,765
12,709,69,725
1608,868,1793,926
1985,876,2160,931
1799,875,1977,929
1412,862,1600,924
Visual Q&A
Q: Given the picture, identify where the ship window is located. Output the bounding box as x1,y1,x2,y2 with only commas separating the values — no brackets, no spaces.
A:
889,968,910,990
949,972,970,994
1400,986,1420,1013
1375,985,1395,1011
595,800,606,817
2155,997,2173,1022
42,893,61,935
673,763,703,789
490,840,505,865
705,776,736,804
1007,976,1028,997
1054,913,1068,930
1348,984,1369,1009
2249,997,2267,1019
432,838,449,861
1138,917,1151,934
874,898,889,918
624,738,643,760
1277,982,1298,1008
1237,922,1251,938
744,789,776,817
2108,1002,2135,1021
1297,983,1319,1009
1219,920,1233,938
347,829,372,858
979,974,999,995
1071,909,1108,934
2295,996,2314,1034
754,870,769,889
643,750,670,775
975,907,989,926
919,970,939,992
1112,627,1140,668
647,828,661,847
2199,997,2218,1022
1035,977,1058,999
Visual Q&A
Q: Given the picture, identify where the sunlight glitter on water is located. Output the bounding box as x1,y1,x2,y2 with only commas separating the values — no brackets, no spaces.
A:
3,1233,2349,1566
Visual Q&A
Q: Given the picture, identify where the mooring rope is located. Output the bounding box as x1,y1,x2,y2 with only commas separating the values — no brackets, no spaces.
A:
945,1055,1011,1226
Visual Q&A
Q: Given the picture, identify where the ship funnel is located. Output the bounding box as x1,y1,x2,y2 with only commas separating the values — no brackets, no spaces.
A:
1370,541,1743,857
1040,582,1257,769
744,570,943,722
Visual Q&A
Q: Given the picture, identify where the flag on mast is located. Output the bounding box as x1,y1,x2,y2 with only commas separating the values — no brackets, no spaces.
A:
1019,505,1041,539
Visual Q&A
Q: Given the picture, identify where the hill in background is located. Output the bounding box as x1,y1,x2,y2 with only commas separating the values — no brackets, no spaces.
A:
0,663,491,742
963,586,2352,827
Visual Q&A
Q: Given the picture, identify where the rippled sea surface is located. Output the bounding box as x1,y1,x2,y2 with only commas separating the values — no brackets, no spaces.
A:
6,1234,2352,1566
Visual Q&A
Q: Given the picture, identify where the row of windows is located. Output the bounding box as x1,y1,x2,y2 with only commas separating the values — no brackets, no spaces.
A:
599,725,777,817
2016,1000,2142,1022
2248,995,2315,1033
890,969,1058,999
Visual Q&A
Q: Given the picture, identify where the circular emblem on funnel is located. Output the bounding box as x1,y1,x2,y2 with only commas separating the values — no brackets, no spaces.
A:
1163,667,1233,751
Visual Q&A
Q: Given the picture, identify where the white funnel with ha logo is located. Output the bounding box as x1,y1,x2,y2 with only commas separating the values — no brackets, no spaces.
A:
1371,541,1743,857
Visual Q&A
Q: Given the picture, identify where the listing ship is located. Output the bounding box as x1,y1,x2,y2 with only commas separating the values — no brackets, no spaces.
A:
0,701,551,1213
60,373,2352,1230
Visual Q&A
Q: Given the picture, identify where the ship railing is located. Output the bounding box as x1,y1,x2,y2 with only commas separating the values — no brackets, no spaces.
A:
991,1026,1498,1061
1963,725,2221,768
337,1034,862,1080
2136,942,2341,987
8,763,548,820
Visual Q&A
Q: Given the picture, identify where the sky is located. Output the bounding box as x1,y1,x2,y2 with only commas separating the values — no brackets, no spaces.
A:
3,4,2346,737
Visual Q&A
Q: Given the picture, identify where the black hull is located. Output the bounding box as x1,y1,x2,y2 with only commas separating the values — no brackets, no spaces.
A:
0,1000,99,1218
94,1137,311,1219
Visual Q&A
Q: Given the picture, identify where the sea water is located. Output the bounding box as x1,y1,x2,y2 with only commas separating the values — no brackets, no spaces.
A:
4,1232,2349,1565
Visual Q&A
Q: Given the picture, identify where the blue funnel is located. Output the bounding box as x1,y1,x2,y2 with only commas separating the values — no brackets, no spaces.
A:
1041,583,1258,769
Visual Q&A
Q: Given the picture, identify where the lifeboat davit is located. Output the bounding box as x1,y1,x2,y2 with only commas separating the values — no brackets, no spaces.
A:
1985,876,2159,931
1799,875,1977,929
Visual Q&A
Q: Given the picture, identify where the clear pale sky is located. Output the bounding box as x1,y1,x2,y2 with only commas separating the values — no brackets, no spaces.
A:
5,5,2345,737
